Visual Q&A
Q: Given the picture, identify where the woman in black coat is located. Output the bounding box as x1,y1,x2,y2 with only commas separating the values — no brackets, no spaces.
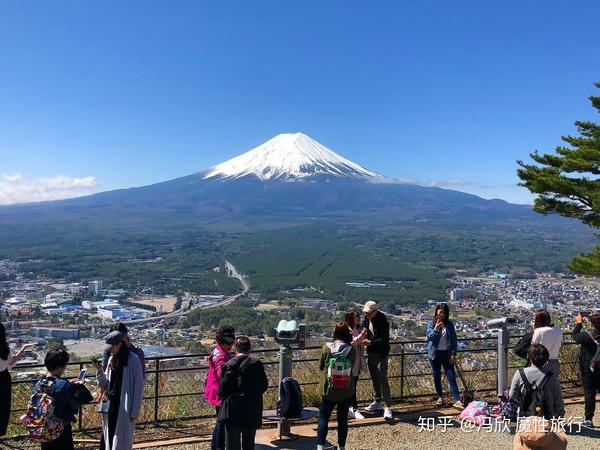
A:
0,323,35,436
217,336,268,450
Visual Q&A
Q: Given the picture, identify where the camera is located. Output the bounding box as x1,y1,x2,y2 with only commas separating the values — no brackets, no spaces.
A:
274,320,306,347
486,317,516,328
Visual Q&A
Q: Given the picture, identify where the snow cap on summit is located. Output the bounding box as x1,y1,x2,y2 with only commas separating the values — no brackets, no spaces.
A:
203,132,383,181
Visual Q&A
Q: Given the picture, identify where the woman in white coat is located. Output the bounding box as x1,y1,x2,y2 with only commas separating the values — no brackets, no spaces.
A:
531,309,563,376
95,331,144,450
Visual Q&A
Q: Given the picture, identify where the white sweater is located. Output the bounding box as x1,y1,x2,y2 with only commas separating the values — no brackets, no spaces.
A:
532,326,563,360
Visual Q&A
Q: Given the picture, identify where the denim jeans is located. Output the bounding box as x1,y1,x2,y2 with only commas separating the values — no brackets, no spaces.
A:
430,350,460,401
317,396,351,447
211,406,225,450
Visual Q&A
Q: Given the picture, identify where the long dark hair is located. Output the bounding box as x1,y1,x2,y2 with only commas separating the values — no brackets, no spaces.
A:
534,309,551,329
0,323,9,360
110,342,130,371
344,308,360,331
333,322,352,345
434,302,450,324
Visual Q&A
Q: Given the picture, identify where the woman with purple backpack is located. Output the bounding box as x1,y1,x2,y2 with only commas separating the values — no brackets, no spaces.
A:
204,325,235,450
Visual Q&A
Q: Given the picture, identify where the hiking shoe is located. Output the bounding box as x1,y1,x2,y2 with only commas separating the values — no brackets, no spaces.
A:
452,400,464,410
365,401,384,412
353,409,365,420
383,407,393,420
436,397,443,407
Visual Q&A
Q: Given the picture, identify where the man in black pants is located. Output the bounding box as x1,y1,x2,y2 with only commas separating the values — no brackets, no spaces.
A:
217,336,268,450
572,312,600,427
362,301,393,420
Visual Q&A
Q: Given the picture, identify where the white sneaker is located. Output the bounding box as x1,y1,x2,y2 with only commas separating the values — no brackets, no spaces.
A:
582,419,594,427
383,407,393,420
453,400,464,410
353,409,365,420
365,401,384,411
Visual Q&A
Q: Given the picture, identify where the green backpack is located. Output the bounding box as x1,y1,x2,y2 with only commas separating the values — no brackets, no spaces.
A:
326,344,353,391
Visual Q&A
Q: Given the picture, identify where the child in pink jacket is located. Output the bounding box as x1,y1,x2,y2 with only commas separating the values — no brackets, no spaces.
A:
204,325,235,450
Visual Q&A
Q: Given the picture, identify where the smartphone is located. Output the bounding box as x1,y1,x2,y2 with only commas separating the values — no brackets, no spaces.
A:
77,369,87,381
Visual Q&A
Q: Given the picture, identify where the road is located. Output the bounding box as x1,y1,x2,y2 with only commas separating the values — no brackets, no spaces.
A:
121,261,249,326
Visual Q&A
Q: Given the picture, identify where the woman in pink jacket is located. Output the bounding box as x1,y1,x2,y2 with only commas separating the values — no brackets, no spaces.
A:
205,325,235,450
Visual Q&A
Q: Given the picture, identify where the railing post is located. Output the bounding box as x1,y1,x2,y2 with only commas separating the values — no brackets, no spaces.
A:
400,343,405,402
78,361,84,430
154,359,160,423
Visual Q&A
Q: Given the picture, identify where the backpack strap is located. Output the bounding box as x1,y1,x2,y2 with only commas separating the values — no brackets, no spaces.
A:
518,369,533,391
537,371,553,390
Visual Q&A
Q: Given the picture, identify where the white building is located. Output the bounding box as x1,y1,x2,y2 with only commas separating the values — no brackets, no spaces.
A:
5,296,27,305
82,299,119,310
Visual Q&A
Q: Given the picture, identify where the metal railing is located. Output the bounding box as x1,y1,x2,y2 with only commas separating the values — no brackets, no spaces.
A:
1,334,583,439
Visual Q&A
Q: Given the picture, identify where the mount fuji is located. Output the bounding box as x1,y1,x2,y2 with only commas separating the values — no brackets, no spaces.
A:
0,132,555,226
203,132,385,182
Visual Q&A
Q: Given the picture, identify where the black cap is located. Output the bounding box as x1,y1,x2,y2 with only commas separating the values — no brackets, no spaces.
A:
217,325,235,344
103,331,125,351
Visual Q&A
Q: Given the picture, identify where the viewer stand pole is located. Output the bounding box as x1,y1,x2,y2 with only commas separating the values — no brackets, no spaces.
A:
497,325,509,395
277,344,293,439
486,317,515,397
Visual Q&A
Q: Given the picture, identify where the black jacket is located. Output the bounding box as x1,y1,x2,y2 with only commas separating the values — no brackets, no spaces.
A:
572,323,600,378
217,355,269,430
363,311,390,356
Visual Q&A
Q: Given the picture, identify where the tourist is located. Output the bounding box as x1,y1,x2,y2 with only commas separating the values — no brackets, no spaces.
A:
426,302,462,408
510,344,566,450
95,331,144,450
217,336,268,450
531,309,563,376
362,301,393,420
572,312,600,427
205,325,235,450
37,349,82,450
316,322,357,450
509,343,565,418
0,323,35,436
344,308,368,419
102,322,146,378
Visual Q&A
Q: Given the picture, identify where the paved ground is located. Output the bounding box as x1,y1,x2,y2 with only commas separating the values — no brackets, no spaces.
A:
1,402,598,450
159,403,600,450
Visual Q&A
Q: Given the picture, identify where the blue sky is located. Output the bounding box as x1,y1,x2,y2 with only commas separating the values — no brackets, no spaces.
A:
1,1,599,204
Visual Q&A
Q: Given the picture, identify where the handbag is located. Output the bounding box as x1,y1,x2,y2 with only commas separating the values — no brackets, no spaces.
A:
96,394,111,414
72,383,94,405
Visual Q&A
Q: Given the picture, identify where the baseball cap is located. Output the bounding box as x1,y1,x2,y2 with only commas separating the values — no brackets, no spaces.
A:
103,331,125,351
363,301,378,314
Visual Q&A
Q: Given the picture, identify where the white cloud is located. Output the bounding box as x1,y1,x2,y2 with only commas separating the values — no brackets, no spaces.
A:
425,179,474,188
397,177,419,184
0,173,98,205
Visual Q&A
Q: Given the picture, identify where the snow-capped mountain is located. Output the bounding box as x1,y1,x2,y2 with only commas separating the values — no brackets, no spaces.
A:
0,131,546,230
202,132,385,182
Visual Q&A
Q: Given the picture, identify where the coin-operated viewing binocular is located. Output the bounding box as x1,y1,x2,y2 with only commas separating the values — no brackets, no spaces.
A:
274,319,306,348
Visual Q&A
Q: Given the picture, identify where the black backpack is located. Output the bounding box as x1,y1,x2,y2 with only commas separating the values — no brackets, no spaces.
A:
518,369,553,420
276,377,303,418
